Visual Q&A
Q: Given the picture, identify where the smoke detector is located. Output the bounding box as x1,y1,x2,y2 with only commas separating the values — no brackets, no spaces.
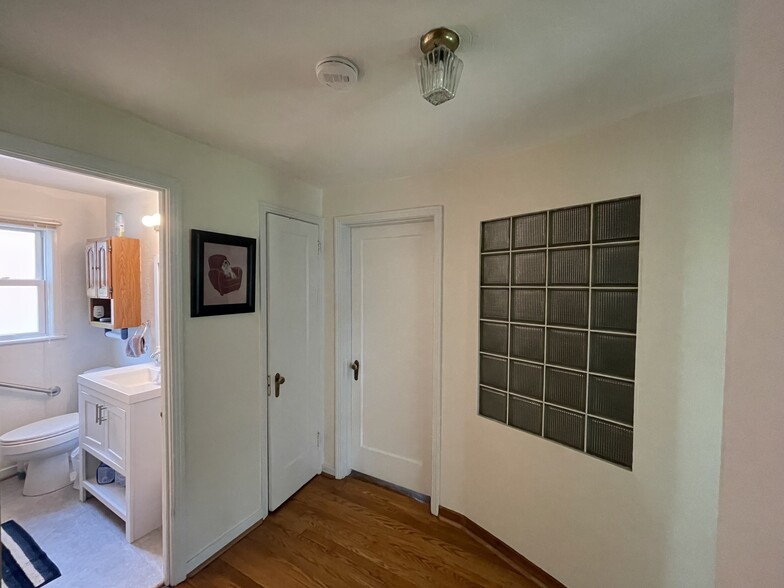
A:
315,57,359,90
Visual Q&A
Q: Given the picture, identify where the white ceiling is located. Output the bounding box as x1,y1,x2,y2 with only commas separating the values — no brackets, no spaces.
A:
0,154,156,199
0,1,734,187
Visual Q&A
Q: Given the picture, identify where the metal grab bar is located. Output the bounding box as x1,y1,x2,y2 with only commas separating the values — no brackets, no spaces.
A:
0,381,61,397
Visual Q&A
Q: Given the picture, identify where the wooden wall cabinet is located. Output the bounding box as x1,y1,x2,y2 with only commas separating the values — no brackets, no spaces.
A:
86,237,141,331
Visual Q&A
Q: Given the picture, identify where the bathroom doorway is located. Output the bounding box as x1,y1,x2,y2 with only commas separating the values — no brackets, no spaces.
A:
0,137,180,587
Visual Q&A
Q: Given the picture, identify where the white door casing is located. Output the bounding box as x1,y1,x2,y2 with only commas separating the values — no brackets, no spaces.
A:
350,222,435,495
267,213,322,511
334,206,443,515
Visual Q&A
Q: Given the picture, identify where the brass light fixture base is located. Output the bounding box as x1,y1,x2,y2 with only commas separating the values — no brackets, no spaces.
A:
420,27,460,54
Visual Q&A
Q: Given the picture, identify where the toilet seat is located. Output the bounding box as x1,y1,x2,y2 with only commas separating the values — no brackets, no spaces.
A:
0,413,78,456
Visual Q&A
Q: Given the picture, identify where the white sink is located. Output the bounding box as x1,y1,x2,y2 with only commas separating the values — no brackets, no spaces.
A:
78,363,161,404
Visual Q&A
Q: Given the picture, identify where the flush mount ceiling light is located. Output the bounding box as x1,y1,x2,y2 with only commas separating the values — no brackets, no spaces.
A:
418,27,463,106
141,213,161,231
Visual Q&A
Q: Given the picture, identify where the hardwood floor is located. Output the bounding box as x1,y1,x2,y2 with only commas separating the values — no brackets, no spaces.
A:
183,475,549,587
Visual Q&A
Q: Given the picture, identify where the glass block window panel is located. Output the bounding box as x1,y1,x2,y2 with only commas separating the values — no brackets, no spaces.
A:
510,325,545,363
480,354,508,390
545,367,586,411
547,289,589,328
480,321,508,356
509,396,543,435
591,290,638,333
592,244,639,287
513,213,547,249
480,288,509,321
482,218,511,252
546,328,588,370
549,205,590,246
590,333,636,379
548,247,589,286
512,251,547,286
478,195,640,469
479,388,508,423
593,196,641,243
510,361,544,400
511,288,545,324
481,253,510,286
587,418,633,468
588,375,634,425
544,406,585,450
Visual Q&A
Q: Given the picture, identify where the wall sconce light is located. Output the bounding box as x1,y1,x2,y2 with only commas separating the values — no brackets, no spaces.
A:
418,27,463,106
142,213,161,231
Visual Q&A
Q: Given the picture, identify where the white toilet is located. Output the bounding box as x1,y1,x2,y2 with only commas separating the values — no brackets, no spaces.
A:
0,413,79,496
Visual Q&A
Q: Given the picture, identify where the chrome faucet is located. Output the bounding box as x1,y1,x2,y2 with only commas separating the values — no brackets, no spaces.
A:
151,349,161,366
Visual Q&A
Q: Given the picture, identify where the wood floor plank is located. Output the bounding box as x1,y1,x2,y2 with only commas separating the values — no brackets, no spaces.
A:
186,475,544,587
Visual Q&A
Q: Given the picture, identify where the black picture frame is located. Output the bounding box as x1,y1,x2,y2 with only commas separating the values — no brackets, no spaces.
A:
191,229,257,317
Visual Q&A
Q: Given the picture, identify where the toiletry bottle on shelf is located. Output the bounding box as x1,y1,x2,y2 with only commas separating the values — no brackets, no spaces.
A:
114,212,125,237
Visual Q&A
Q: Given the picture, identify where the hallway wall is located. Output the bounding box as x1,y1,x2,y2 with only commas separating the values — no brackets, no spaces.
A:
322,94,733,588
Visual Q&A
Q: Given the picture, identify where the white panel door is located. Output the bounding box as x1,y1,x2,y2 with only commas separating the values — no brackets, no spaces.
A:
350,221,434,495
267,213,321,511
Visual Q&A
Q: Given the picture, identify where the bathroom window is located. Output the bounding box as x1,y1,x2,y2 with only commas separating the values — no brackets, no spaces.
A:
478,196,640,469
0,224,55,343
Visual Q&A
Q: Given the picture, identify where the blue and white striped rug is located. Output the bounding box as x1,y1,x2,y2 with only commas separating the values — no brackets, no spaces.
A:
1,520,61,588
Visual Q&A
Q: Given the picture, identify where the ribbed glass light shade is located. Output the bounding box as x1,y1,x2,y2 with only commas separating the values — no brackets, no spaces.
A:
418,45,463,106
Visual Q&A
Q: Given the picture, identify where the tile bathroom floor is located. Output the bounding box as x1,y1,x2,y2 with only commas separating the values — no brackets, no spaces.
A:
0,476,163,588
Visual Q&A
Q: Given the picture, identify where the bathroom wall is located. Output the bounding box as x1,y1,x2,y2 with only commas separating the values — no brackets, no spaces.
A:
322,93,732,588
0,177,114,477
105,191,160,365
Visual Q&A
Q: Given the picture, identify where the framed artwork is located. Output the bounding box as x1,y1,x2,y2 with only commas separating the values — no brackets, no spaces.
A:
191,229,256,317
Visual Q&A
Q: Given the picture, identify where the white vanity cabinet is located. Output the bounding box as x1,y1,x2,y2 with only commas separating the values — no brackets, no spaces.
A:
77,364,161,544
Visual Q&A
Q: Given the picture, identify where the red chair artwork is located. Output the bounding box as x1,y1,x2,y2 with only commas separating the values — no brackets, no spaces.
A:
207,254,243,295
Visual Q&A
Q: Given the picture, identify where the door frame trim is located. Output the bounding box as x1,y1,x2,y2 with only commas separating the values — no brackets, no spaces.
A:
0,130,184,584
334,206,444,516
259,203,325,517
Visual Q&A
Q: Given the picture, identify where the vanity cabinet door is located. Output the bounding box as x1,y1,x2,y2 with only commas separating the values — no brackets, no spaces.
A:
80,390,106,452
104,404,127,472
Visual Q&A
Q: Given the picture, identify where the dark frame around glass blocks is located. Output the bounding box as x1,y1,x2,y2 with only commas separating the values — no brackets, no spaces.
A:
478,196,640,469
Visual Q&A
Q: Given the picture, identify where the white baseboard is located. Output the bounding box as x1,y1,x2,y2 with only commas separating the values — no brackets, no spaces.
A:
0,464,18,481
183,508,264,580
321,464,335,477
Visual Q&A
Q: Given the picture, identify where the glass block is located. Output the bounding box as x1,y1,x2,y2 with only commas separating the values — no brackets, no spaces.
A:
510,361,544,400
547,289,589,328
549,205,590,246
588,375,634,425
479,387,507,423
511,289,545,324
544,406,585,450
512,251,547,286
509,396,543,435
482,218,510,252
510,325,545,363
546,328,588,370
592,244,639,286
480,354,508,390
590,333,636,379
480,321,508,356
545,367,586,411
513,212,547,249
587,418,633,468
548,247,589,286
593,197,641,243
591,290,638,333
481,253,510,286
480,288,509,321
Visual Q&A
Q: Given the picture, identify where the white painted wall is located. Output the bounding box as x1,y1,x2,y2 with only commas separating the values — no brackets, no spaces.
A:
0,178,114,476
0,67,321,577
716,0,784,585
322,94,733,588
105,191,160,365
